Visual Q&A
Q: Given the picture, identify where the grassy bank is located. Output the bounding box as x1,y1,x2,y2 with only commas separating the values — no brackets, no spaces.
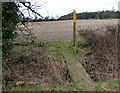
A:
2,40,119,91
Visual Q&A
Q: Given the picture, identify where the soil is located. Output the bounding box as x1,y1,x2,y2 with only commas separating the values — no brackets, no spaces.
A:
2,44,70,90
16,19,118,42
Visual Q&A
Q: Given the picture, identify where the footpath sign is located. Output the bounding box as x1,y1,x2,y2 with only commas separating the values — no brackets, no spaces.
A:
73,10,76,46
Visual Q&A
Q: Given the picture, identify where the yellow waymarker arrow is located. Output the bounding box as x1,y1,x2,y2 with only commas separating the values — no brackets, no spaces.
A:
73,10,77,46
73,10,76,22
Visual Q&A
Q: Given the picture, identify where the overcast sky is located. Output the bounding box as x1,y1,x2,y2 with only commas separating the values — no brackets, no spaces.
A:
25,0,119,18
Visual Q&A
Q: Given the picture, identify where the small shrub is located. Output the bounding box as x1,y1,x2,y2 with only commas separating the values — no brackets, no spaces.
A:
76,38,88,48
2,2,19,57
78,24,118,81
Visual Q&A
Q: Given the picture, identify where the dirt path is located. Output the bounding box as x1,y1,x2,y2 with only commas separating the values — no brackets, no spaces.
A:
17,19,118,42
60,42,95,91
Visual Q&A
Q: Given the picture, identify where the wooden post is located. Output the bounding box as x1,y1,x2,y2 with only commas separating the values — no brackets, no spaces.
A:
73,10,76,46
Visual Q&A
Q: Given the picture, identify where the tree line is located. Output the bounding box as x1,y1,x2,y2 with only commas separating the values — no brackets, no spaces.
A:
58,10,120,20
27,10,120,22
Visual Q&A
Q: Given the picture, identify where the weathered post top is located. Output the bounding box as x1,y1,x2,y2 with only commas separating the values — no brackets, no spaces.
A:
73,10,76,22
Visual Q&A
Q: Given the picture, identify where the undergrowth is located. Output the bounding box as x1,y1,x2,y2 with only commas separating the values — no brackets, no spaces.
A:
78,24,118,81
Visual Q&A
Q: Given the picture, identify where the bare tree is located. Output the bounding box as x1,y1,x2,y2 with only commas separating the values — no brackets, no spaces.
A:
16,1,46,42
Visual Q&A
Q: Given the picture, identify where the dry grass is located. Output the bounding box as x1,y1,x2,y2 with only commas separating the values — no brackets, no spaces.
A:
16,19,118,42
2,43,71,90
78,24,118,81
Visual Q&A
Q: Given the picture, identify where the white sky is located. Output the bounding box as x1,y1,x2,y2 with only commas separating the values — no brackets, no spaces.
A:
25,0,119,18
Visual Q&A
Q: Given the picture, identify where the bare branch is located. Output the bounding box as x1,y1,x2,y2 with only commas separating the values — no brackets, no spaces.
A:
21,2,43,18
15,2,45,42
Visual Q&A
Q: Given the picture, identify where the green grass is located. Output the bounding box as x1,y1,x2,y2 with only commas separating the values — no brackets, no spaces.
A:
53,52,63,61
76,38,88,48
44,41,119,91
8,79,119,91
43,41,59,47
4,41,119,91
95,79,120,91
8,86,43,91
14,41,44,47
8,82,82,91
65,40,87,54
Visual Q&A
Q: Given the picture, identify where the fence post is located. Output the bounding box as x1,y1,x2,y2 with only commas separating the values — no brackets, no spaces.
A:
73,10,76,46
